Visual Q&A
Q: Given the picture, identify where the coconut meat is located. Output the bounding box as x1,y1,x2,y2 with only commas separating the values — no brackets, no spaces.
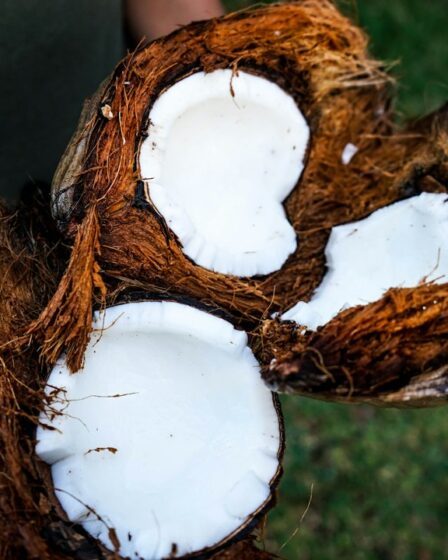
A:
283,192,448,330
36,301,281,560
140,69,309,277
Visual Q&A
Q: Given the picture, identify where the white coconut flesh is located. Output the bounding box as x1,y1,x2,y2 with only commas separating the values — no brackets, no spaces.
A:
139,69,309,277
283,192,448,330
36,301,281,560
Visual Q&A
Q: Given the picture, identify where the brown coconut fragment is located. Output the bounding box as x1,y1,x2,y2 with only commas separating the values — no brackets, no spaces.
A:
261,281,448,407
48,0,395,370
258,104,448,407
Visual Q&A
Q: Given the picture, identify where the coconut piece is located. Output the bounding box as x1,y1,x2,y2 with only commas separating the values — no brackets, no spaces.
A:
261,193,448,406
46,0,395,370
283,192,448,330
140,69,309,276
341,142,358,165
36,301,283,560
262,280,448,406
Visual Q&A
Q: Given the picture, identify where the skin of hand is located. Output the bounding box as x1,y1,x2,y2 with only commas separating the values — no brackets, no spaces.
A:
125,0,225,43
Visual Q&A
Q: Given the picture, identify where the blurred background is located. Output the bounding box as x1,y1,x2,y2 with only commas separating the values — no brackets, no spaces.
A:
221,1,448,559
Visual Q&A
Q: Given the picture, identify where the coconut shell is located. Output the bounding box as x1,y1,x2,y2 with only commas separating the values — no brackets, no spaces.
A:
259,104,448,407
0,191,280,557
48,0,394,369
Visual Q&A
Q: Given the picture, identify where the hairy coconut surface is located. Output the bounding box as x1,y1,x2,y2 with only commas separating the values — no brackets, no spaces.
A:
260,104,448,407
0,189,70,559
49,0,393,369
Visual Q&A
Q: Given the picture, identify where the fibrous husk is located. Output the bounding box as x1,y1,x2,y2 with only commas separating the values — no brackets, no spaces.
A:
259,104,448,407
0,187,74,559
212,537,277,559
49,0,393,367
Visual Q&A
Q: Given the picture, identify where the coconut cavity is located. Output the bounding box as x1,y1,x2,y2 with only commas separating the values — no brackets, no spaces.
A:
139,69,309,277
283,193,448,329
36,301,282,560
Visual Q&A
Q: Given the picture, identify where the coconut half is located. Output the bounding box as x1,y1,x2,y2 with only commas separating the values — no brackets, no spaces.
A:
283,192,448,330
140,69,309,277
36,301,283,560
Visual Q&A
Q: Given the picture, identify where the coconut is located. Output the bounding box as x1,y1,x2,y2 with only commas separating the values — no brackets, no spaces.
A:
36,301,284,559
0,195,276,560
259,103,448,406
47,0,392,371
139,69,309,277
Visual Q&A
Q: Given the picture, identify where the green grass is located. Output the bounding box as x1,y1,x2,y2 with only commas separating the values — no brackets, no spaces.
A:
266,398,448,559
221,1,448,558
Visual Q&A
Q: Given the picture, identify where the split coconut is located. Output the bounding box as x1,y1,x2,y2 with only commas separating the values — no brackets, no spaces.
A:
140,69,309,277
263,189,448,406
50,0,392,340
283,192,448,330
37,301,283,559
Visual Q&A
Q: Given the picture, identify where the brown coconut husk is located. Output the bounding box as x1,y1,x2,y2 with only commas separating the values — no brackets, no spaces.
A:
49,0,393,371
0,189,129,560
0,187,72,559
259,104,448,407
261,282,448,407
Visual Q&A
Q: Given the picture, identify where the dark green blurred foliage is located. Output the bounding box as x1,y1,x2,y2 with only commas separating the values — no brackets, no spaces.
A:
268,399,448,559
222,1,448,558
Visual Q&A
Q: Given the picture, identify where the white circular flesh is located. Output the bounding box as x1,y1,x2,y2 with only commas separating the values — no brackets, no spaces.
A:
283,192,448,330
139,69,309,277
36,302,281,560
